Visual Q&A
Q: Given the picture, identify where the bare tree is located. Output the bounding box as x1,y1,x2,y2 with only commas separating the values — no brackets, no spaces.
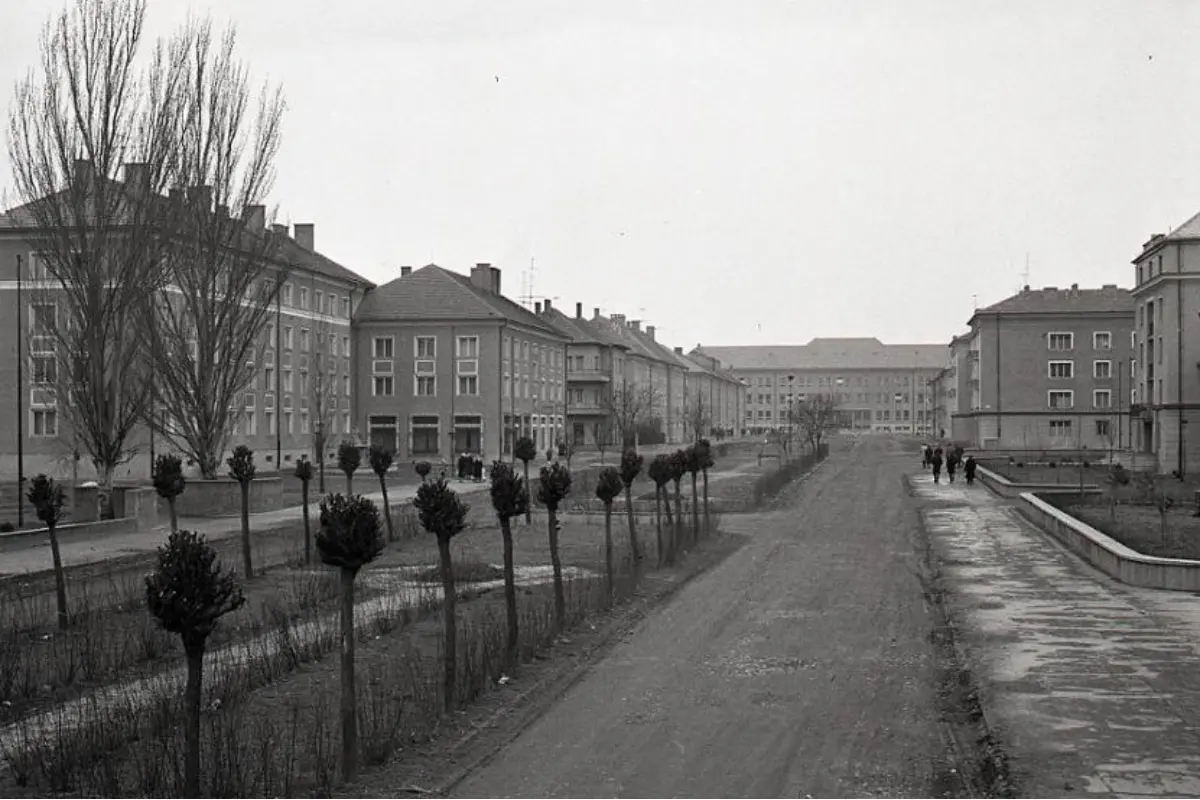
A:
7,0,188,511
683,387,711,443
793,393,841,454
142,20,287,478
603,381,661,451
309,315,339,492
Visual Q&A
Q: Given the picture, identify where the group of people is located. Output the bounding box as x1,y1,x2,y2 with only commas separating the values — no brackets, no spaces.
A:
922,443,977,485
456,452,486,482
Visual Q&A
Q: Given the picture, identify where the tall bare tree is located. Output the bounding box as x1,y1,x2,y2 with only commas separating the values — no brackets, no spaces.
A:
7,0,189,511
683,386,711,443
604,381,660,451
793,392,841,454
309,315,340,492
142,20,287,478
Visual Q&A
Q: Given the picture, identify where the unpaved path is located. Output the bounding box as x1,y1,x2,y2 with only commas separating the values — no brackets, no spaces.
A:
448,438,971,798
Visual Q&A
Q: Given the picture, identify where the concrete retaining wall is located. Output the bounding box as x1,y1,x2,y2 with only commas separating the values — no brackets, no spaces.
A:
1018,491,1200,592
0,515,140,543
977,465,1101,500
173,478,283,518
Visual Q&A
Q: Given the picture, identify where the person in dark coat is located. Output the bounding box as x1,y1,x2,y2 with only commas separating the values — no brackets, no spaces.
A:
473,455,484,482
931,450,943,483
946,449,960,483
964,455,977,485
922,444,932,469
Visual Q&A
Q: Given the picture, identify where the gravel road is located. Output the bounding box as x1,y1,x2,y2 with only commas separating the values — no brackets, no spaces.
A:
449,437,970,798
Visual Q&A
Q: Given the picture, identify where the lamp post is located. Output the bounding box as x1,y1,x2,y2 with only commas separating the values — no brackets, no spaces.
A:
15,254,24,528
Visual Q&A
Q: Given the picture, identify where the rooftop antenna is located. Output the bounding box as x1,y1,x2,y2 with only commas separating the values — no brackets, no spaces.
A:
1021,252,1031,287
520,255,537,310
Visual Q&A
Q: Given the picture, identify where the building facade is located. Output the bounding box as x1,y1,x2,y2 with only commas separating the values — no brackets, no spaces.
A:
1131,215,1200,474
697,338,944,435
353,263,569,463
952,284,1134,452
678,348,746,438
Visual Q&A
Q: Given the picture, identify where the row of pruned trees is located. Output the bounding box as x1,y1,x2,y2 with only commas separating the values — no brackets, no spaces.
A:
9,0,289,511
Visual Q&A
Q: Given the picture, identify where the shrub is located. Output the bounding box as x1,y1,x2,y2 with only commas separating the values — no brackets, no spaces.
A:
337,442,361,494
226,446,257,579
489,461,529,666
413,478,469,712
414,461,431,481
27,474,68,629
368,446,396,542
595,467,624,598
294,457,315,564
152,453,186,533
537,463,572,628
618,449,644,561
514,437,537,525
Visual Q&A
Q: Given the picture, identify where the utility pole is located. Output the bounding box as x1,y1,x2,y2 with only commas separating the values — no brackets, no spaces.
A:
15,254,24,528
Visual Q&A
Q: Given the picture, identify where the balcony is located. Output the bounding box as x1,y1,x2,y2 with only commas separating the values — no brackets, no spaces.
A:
567,368,610,383
566,401,607,415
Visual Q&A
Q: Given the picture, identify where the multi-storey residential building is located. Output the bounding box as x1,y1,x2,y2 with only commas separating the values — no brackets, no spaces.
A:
0,161,372,479
697,338,944,434
679,348,746,438
932,333,968,441
588,313,684,445
1131,215,1200,474
953,284,1134,452
353,263,569,462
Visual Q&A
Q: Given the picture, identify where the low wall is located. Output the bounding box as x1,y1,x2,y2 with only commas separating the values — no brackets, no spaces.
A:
0,515,140,543
173,477,283,518
1018,491,1200,592
977,465,1101,500
111,486,160,530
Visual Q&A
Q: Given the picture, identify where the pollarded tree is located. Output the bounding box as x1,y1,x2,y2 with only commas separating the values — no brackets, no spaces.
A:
152,452,186,533
536,463,572,629
696,438,715,535
413,478,469,713
514,436,537,525
338,441,360,495
226,445,256,579
294,456,314,564
368,445,395,542
669,449,687,550
28,475,69,629
489,461,529,667
647,455,673,566
618,449,644,562
317,493,385,783
145,529,245,796
594,467,623,601
684,445,702,542
415,461,431,482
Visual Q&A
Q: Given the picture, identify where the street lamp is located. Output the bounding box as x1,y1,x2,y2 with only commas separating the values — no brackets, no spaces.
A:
15,254,24,528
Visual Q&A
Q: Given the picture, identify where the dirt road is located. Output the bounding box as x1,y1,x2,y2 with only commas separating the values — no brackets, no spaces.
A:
449,437,972,798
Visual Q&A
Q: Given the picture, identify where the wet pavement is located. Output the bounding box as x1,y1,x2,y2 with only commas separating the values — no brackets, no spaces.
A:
914,470,1200,798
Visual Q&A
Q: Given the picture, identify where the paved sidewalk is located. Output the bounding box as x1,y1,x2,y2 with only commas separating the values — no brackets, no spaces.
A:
912,469,1200,798
0,479,492,579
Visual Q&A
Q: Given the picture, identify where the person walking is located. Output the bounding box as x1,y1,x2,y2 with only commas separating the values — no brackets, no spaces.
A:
946,449,959,483
931,449,944,484
964,455,977,485
922,444,932,470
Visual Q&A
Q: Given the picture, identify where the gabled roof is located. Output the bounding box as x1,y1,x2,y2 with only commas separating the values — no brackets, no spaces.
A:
539,306,629,348
592,318,672,364
971,285,1133,321
697,338,946,371
355,264,566,337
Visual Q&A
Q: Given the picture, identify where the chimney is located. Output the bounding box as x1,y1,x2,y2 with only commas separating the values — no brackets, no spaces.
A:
293,223,314,251
242,204,266,232
1070,283,1079,291
122,162,149,192
535,301,543,314
544,298,552,311
270,223,289,237
646,325,656,340
400,265,412,277
1043,286,1058,292
187,185,213,212
593,307,600,319
575,302,583,319
630,320,641,331
489,266,501,294
1102,283,1117,289
674,346,683,355
1022,284,1030,292
611,313,625,326
470,263,494,293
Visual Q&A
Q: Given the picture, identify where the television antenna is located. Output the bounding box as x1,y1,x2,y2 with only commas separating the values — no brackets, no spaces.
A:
520,255,537,310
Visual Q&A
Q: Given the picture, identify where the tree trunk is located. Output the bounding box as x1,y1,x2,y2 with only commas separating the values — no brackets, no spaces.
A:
301,479,312,565
501,516,518,666
655,487,664,567
48,522,68,630
318,456,326,494
604,503,614,602
240,481,253,579
663,490,674,528
548,507,566,629
702,467,710,535
690,472,700,543
98,464,116,520
522,461,532,525
167,497,178,534
339,565,359,783
673,480,683,555
437,537,457,713
380,476,394,542
345,472,353,495
624,484,640,561
183,638,205,798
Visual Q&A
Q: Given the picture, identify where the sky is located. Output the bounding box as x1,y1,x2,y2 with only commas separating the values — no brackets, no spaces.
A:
2,0,1200,351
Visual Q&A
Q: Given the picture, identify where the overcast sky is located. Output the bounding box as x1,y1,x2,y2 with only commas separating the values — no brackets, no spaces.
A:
2,0,1198,351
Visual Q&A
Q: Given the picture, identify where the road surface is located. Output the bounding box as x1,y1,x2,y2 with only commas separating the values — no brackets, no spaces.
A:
450,437,963,798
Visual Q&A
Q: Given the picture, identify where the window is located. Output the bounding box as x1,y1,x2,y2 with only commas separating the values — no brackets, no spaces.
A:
373,376,394,396
283,369,293,392
1049,420,1072,439
266,322,276,345
314,291,323,314
283,326,294,349
411,415,440,455
415,376,436,396
299,371,309,394
32,356,56,384
299,328,310,351
244,411,257,436
244,391,256,409
374,337,394,358
284,411,294,434
457,375,478,395
264,367,275,390
1093,331,1112,350
457,336,479,358
1048,361,1074,379
282,283,293,306
1095,419,1111,438
342,336,351,358
342,297,351,317
343,375,350,395
265,411,276,435
1131,331,1137,350
32,409,57,437
1048,390,1074,409
298,287,309,310
1093,360,1112,379
1093,389,1112,409
503,374,511,397
300,413,309,434
30,302,56,332
1048,332,1074,351
415,336,436,359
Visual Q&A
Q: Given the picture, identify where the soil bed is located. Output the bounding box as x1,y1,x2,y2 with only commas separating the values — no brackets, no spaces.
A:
1057,500,1200,560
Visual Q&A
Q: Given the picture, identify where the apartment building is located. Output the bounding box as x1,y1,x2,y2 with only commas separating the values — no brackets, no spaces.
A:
953,284,1134,452
697,338,944,434
0,161,372,479
353,263,569,462
589,313,685,445
932,333,967,441
679,348,746,438
1131,214,1200,474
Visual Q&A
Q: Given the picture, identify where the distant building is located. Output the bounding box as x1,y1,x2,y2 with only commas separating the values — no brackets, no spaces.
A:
953,284,1134,452
1131,214,1200,474
695,338,944,434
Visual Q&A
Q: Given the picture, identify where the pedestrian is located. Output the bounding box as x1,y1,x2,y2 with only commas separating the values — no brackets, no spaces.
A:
922,444,932,470
931,450,943,484
473,455,484,482
964,455,977,485
946,450,959,483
